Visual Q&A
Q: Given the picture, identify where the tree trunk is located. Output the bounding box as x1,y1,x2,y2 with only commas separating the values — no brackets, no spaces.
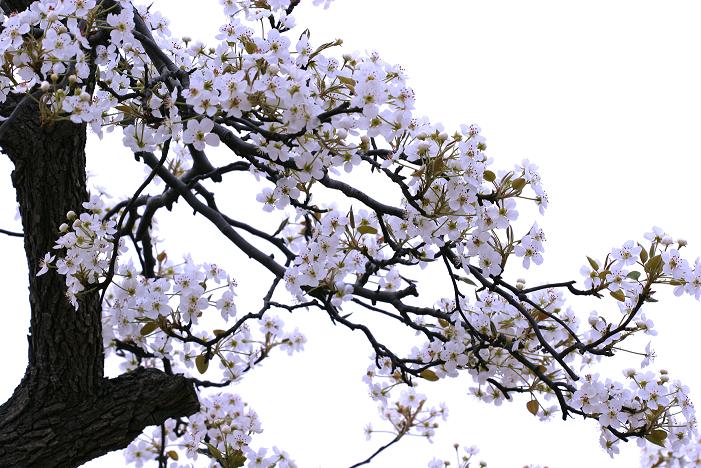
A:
0,40,199,468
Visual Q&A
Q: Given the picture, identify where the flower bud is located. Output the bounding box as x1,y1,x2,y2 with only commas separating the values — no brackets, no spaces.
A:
66,210,77,221
59,223,69,232
39,81,50,92
68,75,77,84
677,238,688,247
50,73,59,82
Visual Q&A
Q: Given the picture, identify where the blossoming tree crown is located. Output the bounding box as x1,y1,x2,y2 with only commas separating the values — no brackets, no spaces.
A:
1,0,699,466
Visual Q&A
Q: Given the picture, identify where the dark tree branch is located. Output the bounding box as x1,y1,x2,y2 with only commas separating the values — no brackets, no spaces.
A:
319,173,405,218
138,151,287,278
0,227,22,237
0,368,198,467
348,433,403,468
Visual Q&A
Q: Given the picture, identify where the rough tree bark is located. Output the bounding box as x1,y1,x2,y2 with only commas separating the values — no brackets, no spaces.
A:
0,3,199,466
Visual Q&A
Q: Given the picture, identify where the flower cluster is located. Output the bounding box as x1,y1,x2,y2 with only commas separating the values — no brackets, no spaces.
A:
428,444,481,468
362,355,448,444
36,195,121,308
124,393,297,468
181,393,296,468
352,227,700,458
103,252,307,383
571,370,695,456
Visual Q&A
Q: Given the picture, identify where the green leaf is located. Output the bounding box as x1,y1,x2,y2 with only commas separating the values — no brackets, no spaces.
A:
167,451,179,461
526,399,539,416
213,329,227,337
626,271,641,281
114,104,137,117
228,450,247,468
205,442,224,462
639,244,648,263
645,429,668,447
511,178,527,191
483,170,496,182
241,37,257,54
609,290,626,302
140,321,158,336
357,225,378,235
337,75,356,89
420,369,439,382
348,207,355,229
645,255,663,274
586,256,599,271
456,275,476,286
195,354,209,374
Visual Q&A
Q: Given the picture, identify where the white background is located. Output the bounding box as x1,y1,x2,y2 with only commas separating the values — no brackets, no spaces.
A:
1,1,701,466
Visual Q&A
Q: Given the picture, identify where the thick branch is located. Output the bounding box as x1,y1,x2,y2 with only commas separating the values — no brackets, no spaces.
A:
0,368,198,467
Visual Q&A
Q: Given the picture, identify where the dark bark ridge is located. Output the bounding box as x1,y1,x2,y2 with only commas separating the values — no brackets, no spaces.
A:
0,85,198,468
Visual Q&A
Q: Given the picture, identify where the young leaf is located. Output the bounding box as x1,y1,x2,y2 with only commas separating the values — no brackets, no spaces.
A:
206,442,224,462
644,429,668,447
140,321,158,336
195,354,209,374
526,399,539,416
610,290,626,302
626,270,641,281
420,369,439,382
456,275,476,286
639,243,648,263
586,256,599,271
357,225,378,235
337,75,356,90
532,311,549,322
483,170,496,182
511,177,527,191
645,255,663,275
167,451,179,461
228,450,247,468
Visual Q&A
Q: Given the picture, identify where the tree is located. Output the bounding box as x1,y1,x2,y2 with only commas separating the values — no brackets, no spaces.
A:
0,0,699,466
